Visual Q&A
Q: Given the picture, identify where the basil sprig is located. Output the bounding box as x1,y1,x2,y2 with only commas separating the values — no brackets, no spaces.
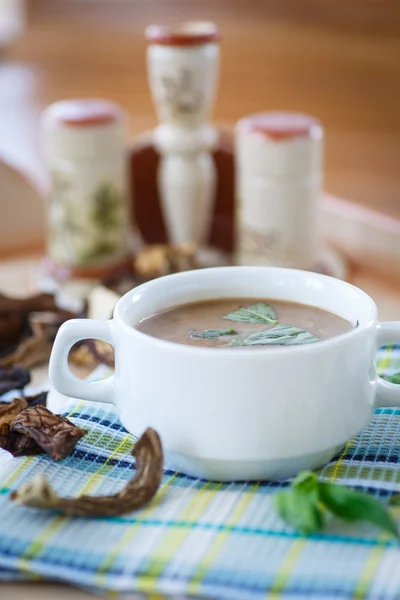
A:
223,302,278,324
190,328,237,339
274,471,399,538
230,324,319,347
191,300,324,346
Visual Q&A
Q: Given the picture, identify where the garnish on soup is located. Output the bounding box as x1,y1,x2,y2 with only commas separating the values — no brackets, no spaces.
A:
135,298,352,348
223,302,278,324
190,328,237,339
229,324,319,346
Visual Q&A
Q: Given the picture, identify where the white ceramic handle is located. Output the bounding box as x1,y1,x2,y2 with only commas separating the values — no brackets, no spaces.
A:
49,319,115,404
375,322,400,408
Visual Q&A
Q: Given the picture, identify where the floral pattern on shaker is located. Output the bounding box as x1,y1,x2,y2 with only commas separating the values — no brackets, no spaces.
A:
49,172,126,266
239,226,281,257
160,68,204,118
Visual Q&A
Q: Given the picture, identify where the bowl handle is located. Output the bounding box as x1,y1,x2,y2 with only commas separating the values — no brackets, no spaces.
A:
49,319,115,405
374,322,400,408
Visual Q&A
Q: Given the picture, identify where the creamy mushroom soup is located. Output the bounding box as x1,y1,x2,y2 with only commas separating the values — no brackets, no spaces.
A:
135,298,353,348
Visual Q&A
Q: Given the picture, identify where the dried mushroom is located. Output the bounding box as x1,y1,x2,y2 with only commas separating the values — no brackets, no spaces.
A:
68,285,118,369
1,319,52,369
0,292,83,368
11,427,163,517
134,244,170,278
0,423,43,457
70,339,114,369
0,397,28,426
0,366,30,396
24,391,48,408
98,243,198,310
0,293,55,361
0,394,48,456
69,343,97,368
0,293,57,315
133,243,198,280
0,293,56,347
11,406,87,460
0,392,47,429
89,339,114,366
167,242,199,273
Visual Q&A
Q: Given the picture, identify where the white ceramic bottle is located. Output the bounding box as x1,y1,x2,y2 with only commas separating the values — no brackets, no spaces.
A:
42,99,130,277
235,112,323,270
145,22,220,247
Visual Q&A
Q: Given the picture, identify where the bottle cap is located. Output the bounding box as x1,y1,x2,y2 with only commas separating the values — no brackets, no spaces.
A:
145,22,220,46
42,99,126,161
236,111,323,179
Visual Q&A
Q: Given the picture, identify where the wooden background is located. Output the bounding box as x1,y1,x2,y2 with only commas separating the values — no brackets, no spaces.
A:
1,0,399,216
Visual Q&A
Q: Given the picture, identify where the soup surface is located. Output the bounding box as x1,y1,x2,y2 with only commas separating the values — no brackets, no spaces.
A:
135,298,353,348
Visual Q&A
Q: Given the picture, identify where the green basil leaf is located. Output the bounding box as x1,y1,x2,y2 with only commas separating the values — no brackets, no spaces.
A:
293,471,319,495
223,302,278,324
381,372,400,384
389,494,400,506
319,482,399,538
274,489,324,535
189,328,237,339
231,324,319,346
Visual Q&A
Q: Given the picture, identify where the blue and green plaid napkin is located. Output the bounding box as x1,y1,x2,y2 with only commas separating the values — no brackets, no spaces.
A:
1,346,400,599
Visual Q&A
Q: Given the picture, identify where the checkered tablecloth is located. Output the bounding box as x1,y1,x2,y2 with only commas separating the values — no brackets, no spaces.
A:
1,346,400,599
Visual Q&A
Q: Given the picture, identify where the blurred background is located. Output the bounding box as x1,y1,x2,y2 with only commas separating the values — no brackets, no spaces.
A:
0,0,399,257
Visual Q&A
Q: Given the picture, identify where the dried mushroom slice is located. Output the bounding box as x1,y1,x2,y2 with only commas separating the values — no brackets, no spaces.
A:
0,423,43,457
12,428,164,517
0,397,28,426
0,293,57,361
0,291,85,369
0,293,58,315
0,392,47,426
167,242,198,273
134,244,171,278
11,406,87,460
88,339,114,367
70,339,114,369
133,243,198,280
0,394,48,457
69,343,98,368
0,320,52,369
24,391,48,408
0,366,30,396
0,313,28,354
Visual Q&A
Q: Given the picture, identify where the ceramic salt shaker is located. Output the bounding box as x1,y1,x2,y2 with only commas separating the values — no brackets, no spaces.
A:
42,99,130,277
145,22,220,248
235,112,323,269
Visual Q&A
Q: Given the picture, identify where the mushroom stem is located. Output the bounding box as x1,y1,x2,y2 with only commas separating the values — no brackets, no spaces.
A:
11,428,164,517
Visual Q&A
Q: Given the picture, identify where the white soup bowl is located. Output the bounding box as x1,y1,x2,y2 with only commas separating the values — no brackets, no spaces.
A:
49,267,400,481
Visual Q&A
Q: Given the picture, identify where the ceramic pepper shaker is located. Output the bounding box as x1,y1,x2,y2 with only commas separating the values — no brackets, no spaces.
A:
235,112,323,270
145,22,220,247
42,99,130,278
